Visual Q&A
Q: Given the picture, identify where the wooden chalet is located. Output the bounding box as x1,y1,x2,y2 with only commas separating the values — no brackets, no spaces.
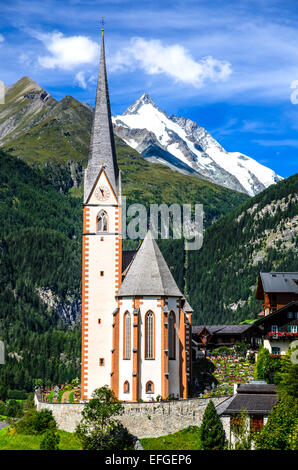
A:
256,272,298,316
255,272,298,355
192,323,262,355
255,301,298,355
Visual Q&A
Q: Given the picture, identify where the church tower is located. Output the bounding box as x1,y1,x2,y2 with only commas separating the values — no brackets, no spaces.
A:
81,28,122,400
81,29,192,402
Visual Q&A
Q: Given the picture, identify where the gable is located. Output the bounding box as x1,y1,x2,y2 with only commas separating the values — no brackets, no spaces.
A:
86,168,119,205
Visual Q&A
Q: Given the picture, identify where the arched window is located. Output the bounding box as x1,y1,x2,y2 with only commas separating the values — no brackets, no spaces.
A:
146,381,154,393
123,312,131,360
123,381,130,394
168,311,176,360
145,311,154,359
97,210,108,232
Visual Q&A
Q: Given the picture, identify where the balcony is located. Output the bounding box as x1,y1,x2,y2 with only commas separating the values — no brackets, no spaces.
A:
266,332,298,340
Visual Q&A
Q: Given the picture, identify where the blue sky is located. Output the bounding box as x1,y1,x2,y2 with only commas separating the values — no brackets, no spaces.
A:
0,0,298,178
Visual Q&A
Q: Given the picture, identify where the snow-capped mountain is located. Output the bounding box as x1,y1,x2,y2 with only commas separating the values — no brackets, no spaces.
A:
112,94,282,196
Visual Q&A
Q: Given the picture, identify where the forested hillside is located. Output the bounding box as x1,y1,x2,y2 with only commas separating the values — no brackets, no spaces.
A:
186,173,298,324
0,150,82,390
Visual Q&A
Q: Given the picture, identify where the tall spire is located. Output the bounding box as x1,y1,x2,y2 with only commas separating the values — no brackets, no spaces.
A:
84,28,119,203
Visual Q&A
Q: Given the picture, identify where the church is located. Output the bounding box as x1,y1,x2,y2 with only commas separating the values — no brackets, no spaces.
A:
81,29,192,402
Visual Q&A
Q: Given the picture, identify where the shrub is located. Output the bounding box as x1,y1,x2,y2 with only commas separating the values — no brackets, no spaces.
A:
7,389,27,400
0,403,7,416
68,392,74,403
40,429,60,450
254,396,298,450
254,347,283,384
210,346,231,356
234,341,249,358
34,409,57,433
0,386,7,402
6,400,23,418
230,409,252,450
15,409,56,435
48,391,54,403
57,390,64,403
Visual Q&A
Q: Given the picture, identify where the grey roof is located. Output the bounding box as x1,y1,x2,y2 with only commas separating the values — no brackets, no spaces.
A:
216,396,235,416
117,231,183,298
182,298,194,313
237,384,277,394
84,30,119,203
221,393,278,415
192,324,254,335
260,272,298,294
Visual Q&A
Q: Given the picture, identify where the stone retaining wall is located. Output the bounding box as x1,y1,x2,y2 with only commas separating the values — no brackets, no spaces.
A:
34,394,229,438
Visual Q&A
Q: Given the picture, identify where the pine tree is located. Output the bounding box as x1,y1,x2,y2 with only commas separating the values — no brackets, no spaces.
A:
200,400,225,450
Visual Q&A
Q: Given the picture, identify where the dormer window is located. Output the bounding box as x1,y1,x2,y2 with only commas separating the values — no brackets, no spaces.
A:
97,210,108,232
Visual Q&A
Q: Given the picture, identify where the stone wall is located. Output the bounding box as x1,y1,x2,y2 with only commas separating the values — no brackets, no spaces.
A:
34,394,229,438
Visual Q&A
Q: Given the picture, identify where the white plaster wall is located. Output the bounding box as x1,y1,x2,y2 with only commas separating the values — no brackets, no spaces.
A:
263,339,290,355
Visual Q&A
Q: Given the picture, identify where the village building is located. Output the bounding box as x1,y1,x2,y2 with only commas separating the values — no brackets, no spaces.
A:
256,272,298,315
255,272,298,355
81,29,192,402
217,381,278,446
255,301,298,355
192,324,262,357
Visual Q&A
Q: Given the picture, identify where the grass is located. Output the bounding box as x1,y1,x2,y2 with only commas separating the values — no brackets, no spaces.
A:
0,427,82,450
140,426,202,450
0,424,201,451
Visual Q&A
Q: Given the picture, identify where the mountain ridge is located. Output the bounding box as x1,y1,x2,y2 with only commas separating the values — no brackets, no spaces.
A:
113,93,282,196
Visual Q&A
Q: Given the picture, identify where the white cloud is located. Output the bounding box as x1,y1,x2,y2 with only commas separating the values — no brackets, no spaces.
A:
110,37,232,87
0,34,4,43
254,139,298,148
75,70,97,89
34,31,98,70
75,70,87,89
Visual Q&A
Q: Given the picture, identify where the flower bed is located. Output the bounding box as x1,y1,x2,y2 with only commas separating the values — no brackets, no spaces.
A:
197,355,255,398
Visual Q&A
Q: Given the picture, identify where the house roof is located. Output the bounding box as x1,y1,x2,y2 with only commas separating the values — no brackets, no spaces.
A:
117,230,183,298
218,393,278,416
237,384,277,394
255,301,298,326
192,324,255,336
84,30,119,203
256,272,298,299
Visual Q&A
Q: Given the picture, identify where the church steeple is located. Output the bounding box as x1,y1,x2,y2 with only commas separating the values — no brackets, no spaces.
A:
84,28,119,203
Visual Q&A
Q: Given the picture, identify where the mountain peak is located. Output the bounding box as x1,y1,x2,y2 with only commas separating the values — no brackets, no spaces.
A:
113,94,283,197
123,93,157,115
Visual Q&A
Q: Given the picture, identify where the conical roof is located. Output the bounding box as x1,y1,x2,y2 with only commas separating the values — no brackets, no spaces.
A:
84,30,119,203
117,231,183,297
